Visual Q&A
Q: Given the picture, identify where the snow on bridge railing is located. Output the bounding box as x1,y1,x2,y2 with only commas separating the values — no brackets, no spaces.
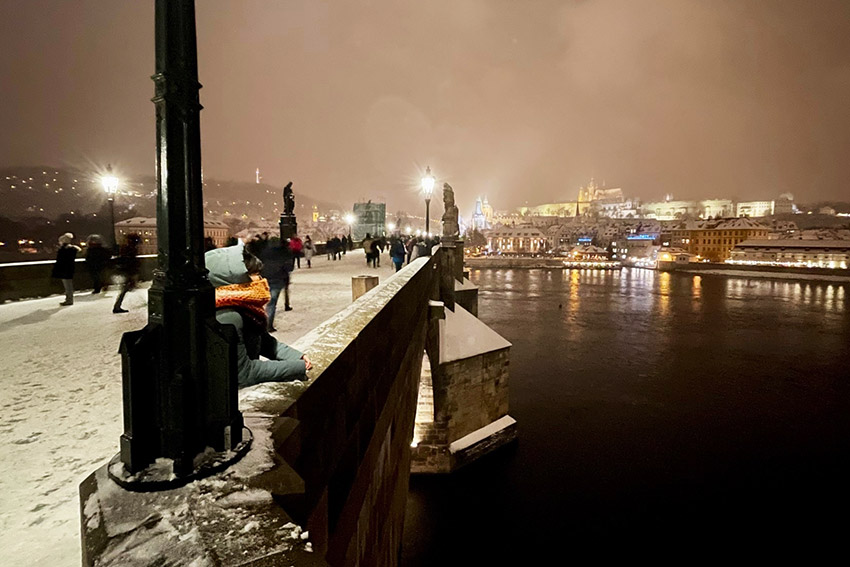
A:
0,255,158,303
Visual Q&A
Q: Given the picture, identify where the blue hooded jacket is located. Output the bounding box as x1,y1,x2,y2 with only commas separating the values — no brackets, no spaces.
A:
205,242,306,387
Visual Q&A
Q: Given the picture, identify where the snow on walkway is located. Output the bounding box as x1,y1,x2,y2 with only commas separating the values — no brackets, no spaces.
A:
0,248,397,567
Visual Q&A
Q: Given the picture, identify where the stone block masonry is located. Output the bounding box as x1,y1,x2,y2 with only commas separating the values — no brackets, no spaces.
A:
437,349,511,443
411,348,514,474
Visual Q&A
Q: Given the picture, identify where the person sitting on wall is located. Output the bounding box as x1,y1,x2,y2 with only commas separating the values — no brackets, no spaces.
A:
205,240,312,388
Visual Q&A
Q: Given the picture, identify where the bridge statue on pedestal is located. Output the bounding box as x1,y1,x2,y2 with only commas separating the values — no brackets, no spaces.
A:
280,181,298,239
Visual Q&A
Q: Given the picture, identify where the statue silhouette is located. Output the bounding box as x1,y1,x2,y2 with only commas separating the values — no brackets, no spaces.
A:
283,182,295,215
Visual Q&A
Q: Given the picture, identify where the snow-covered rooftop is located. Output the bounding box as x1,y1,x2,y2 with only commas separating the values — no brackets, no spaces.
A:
736,239,850,249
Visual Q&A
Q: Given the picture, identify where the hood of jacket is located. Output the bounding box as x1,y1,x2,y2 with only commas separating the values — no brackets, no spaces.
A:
205,240,252,288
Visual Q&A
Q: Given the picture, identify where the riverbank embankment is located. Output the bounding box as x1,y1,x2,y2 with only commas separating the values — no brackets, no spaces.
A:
658,261,850,283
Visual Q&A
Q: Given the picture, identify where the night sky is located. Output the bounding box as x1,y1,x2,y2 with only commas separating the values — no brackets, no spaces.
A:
2,0,849,214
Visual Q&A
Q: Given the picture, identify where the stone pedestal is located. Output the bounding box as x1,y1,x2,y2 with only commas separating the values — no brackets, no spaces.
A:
438,239,456,311
280,213,298,240
451,238,465,282
351,275,379,301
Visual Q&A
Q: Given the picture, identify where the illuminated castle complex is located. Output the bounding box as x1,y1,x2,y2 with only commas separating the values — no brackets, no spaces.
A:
519,178,637,218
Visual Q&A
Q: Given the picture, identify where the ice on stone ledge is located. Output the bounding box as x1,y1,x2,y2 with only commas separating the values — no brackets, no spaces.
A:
240,521,260,533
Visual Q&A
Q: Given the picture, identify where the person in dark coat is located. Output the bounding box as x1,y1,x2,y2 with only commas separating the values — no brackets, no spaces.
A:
259,237,294,331
206,241,311,387
112,233,141,313
327,236,341,260
390,237,406,272
370,238,381,268
84,234,112,294
52,232,80,306
362,233,375,267
341,235,348,256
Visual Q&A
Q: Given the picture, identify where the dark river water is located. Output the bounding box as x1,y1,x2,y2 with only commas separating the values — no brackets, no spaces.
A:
403,268,850,563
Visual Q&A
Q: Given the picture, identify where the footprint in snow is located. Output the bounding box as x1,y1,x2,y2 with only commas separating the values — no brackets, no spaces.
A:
12,432,42,444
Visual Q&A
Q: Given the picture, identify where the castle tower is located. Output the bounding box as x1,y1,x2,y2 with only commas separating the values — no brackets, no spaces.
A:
471,197,487,230
481,196,493,225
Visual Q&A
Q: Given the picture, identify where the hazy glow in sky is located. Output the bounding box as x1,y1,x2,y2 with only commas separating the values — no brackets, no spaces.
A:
2,0,849,214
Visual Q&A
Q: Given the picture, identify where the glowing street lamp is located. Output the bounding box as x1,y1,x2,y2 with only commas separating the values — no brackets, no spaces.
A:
344,212,355,247
101,164,120,252
420,166,435,234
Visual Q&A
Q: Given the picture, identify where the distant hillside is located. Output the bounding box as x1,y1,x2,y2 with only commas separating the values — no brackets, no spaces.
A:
0,165,344,261
199,178,343,223
0,166,343,222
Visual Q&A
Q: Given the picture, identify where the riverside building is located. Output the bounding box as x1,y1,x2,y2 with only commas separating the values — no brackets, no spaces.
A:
486,225,548,254
729,240,850,269
667,217,770,262
115,217,229,255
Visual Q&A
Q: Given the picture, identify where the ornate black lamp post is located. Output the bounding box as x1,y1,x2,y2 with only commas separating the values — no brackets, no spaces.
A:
101,164,119,253
109,0,248,487
421,166,435,235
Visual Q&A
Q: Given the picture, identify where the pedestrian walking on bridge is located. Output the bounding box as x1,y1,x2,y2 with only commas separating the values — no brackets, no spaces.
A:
84,234,111,294
112,233,141,314
52,232,80,306
259,237,294,332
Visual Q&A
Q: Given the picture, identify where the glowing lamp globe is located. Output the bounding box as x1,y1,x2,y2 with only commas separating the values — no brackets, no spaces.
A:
101,165,119,196
420,166,435,198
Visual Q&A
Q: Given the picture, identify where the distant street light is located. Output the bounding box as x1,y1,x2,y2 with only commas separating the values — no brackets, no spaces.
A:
420,166,435,234
344,212,355,246
101,164,119,252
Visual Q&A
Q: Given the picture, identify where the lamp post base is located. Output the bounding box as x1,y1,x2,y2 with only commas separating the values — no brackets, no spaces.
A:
107,427,253,492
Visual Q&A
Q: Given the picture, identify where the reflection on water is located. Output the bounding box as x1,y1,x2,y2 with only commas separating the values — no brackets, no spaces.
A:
404,268,850,563
657,271,671,317
568,269,580,321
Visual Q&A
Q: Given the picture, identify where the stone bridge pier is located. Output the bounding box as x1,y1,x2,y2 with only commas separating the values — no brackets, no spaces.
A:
411,239,518,473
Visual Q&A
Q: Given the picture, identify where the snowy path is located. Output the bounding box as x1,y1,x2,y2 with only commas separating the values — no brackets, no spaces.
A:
0,248,397,566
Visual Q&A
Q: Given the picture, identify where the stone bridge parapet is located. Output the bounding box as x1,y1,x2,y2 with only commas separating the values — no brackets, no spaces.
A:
80,256,436,566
